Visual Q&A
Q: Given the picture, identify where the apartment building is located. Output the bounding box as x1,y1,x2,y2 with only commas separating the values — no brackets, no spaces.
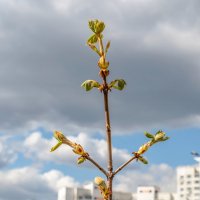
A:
58,153,200,200
177,164,200,200
58,184,175,200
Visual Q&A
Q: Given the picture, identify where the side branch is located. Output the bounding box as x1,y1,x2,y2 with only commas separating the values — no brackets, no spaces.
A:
113,155,137,176
86,156,108,177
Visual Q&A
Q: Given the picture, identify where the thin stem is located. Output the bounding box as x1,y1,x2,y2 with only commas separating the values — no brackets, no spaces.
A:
99,34,113,200
86,156,108,177
98,35,104,56
113,156,137,176
102,76,113,200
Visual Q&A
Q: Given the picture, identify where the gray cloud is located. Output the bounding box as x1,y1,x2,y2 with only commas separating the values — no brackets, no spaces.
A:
0,0,200,135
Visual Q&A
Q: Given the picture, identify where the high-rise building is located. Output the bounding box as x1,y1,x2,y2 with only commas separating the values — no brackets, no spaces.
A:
177,164,200,200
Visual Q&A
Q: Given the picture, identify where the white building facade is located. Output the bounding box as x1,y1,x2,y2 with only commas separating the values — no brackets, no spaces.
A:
58,184,175,200
177,165,200,200
58,157,200,200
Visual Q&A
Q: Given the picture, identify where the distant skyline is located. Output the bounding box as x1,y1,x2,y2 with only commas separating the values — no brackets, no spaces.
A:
0,0,200,199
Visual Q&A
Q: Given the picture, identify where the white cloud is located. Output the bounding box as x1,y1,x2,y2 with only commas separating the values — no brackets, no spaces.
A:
43,169,80,190
0,163,176,200
0,136,17,168
23,131,131,168
114,163,176,193
0,166,79,200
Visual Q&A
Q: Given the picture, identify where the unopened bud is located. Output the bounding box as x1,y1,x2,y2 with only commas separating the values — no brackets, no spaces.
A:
73,144,85,156
54,131,66,142
95,21,105,34
137,143,149,155
155,131,165,141
94,177,104,186
77,156,86,164
138,156,148,164
98,56,109,69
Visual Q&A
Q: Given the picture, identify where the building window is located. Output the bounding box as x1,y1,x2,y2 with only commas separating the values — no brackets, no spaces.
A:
180,181,184,185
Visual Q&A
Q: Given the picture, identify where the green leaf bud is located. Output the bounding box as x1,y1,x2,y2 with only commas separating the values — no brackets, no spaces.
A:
88,20,105,34
95,21,105,34
77,156,86,164
94,177,105,186
50,141,62,152
137,143,149,155
109,79,126,91
87,34,98,44
105,41,111,54
98,56,109,69
81,80,101,91
155,130,165,141
144,132,155,139
88,20,96,33
54,131,66,142
138,156,148,164
162,136,170,141
87,43,101,56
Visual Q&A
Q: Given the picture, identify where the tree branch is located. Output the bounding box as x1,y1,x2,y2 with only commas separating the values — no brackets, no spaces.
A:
113,155,137,176
86,156,108,177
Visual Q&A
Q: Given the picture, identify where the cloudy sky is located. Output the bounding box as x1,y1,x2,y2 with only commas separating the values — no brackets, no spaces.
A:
0,0,200,199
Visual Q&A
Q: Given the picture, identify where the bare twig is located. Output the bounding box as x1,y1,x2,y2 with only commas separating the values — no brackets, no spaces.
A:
99,35,113,200
113,156,137,176
86,156,108,177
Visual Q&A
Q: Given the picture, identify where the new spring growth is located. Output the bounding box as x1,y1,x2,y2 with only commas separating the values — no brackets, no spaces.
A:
82,19,126,93
94,177,110,200
87,19,110,77
133,130,169,164
50,131,88,164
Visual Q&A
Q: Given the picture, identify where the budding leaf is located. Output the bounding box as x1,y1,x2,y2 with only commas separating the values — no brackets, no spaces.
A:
138,156,148,164
77,156,86,164
109,79,126,91
95,21,105,34
105,41,111,54
161,136,170,141
81,80,100,91
87,43,101,56
50,141,62,152
88,20,105,34
88,20,96,33
87,34,98,44
54,131,66,142
155,130,164,135
144,132,154,139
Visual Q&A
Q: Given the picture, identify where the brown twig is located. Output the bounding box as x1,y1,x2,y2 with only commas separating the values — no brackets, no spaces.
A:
113,156,137,176
86,156,108,177
99,35,113,200
103,80,113,200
